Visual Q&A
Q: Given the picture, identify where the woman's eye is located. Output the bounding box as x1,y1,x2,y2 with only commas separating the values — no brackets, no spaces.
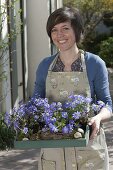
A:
51,27,70,34
63,27,69,30
51,29,57,33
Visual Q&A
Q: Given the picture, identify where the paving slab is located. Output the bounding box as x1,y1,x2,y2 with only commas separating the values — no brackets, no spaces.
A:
0,149,40,170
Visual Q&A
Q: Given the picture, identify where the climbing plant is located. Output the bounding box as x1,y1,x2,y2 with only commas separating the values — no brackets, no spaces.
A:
0,0,22,150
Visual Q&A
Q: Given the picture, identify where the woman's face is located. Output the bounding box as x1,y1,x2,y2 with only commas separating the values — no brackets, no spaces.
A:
51,22,76,51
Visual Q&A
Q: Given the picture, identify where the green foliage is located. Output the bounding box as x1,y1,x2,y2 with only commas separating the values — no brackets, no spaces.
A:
0,0,22,50
64,0,113,40
83,33,110,53
99,37,113,67
103,12,113,27
0,0,22,103
63,0,113,67
0,0,22,150
0,113,15,150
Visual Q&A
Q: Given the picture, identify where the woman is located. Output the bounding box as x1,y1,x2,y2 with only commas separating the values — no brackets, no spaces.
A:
33,7,112,170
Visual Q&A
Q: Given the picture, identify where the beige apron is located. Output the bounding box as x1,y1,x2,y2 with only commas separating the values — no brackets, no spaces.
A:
38,52,109,170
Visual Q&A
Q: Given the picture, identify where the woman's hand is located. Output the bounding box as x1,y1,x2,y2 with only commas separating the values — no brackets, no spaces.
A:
88,116,101,140
88,107,112,140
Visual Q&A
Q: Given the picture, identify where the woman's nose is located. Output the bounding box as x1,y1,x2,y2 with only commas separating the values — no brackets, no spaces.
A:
57,30,64,37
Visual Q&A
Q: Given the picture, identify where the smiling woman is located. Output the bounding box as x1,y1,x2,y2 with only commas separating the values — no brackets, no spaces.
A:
33,6,112,170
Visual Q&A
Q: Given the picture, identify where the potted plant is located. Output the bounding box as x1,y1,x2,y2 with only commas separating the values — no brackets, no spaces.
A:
4,94,105,149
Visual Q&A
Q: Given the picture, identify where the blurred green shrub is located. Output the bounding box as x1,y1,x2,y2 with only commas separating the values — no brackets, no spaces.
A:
99,37,113,67
0,113,15,150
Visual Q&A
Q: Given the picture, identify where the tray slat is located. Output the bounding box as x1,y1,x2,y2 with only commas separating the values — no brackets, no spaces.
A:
14,126,89,149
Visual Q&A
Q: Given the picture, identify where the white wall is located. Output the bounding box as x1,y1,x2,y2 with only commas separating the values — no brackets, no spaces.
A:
0,0,12,112
26,0,63,97
16,0,23,102
26,0,51,97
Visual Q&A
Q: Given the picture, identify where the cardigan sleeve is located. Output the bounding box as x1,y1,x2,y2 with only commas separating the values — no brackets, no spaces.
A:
32,55,56,98
94,57,112,112
32,60,46,98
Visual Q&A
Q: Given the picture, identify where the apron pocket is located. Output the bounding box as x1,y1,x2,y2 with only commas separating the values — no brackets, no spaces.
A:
41,148,66,170
41,159,56,170
76,149,105,170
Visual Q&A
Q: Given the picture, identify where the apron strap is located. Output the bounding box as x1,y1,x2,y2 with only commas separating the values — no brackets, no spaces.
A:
48,53,59,71
80,50,86,71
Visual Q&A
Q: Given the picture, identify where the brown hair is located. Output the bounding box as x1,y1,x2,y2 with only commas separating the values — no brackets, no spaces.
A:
46,7,84,44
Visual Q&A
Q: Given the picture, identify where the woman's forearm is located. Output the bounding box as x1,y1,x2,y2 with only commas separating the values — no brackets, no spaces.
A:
96,107,112,122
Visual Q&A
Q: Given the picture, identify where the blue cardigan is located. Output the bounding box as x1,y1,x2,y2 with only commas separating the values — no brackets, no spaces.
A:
33,52,112,112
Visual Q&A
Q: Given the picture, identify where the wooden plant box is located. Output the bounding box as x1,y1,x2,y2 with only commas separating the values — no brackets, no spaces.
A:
14,126,89,149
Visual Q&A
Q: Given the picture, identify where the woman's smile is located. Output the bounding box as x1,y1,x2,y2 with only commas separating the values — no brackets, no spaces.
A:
58,40,67,44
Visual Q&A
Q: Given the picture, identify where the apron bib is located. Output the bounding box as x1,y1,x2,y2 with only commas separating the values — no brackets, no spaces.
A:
46,51,90,103
38,52,109,170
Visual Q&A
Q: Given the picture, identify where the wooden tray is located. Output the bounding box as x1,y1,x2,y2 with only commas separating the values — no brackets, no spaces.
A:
14,126,89,149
